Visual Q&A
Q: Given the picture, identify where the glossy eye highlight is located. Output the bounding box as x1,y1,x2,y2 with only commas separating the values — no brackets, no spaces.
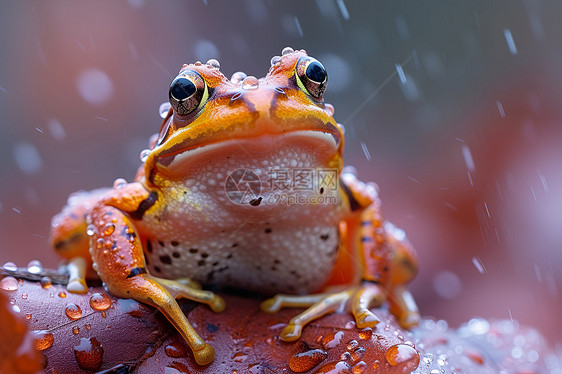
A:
295,56,328,99
168,70,207,116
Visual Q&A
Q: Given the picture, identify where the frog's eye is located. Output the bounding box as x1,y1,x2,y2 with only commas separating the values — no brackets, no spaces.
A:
168,70,208,116
295,57,328,100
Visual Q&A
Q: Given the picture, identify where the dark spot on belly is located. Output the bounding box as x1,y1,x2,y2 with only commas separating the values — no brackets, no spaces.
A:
207,271,215,281
265,228,272,234
189,248,198,254
146,240,153,253
171,240,179,246
226,253,233,259
217,266,229,273
154,266,161,273
160,255,172,264
197,260,205,266
158,240,165,247
201,253,209,259
274,259,280,264
271,266,277,271
172,252,180,258
320,234,330,240
231,243,238,248
212,261,219,267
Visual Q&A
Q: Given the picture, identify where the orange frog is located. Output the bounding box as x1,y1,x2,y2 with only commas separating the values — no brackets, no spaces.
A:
50,47,420,365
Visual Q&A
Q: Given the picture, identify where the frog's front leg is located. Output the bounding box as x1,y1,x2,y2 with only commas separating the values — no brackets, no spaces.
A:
89,183,224,365
261,174,420,341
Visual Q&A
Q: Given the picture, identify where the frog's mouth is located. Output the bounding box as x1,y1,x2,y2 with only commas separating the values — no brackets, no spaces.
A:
153,128,341,176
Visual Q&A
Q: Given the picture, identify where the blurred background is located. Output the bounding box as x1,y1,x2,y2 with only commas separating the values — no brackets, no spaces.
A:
1,1,561,345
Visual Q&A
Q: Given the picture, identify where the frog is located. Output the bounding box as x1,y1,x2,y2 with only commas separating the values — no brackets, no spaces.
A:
49,47,420,366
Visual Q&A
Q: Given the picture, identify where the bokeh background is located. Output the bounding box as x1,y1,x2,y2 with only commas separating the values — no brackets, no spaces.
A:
1,1,561,346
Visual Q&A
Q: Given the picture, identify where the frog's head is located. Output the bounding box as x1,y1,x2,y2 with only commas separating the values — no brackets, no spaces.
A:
144,48,343,186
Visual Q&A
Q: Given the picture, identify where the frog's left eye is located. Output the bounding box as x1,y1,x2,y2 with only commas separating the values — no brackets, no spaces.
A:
169,70,208,116
295,57,328,99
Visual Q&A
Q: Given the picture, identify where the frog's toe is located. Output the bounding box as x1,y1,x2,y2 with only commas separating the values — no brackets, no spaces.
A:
354,310,381,328
176,278,202,290
192,343,215,366
66,278,88,294
210,294,226,313
280,323,303,342
260,296,282,313
399,312,421,329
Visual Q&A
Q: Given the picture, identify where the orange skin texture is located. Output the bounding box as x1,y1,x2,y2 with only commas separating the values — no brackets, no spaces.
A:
49,49,420,365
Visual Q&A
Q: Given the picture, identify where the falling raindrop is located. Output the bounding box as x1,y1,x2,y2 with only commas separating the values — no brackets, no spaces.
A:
503,29,518,55
47,119,66,141
13,142,43,175
76,68,113,105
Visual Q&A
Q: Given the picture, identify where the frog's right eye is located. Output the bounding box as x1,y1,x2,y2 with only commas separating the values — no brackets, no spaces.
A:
168,70,208,116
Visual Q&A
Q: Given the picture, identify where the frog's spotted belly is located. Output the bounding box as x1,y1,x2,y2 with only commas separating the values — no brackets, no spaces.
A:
144,225,339,295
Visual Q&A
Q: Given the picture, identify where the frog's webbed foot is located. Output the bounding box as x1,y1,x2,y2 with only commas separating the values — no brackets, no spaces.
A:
151,276,225,313
261,283,388,342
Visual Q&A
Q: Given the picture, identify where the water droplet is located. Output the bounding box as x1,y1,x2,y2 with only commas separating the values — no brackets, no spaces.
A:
103,223,115,236
166,361,190,373
58,291,67,298
140,148,151,162
96,238,104,249
347,340,358,350
351,347,365,362
289,349,328,372
242,76,259,90
65,303,83,320
323,331,344,349
2,262,17,271
358,328,372,340
112,178,127,189
13,142,43,175
270,55,282,66
40,276,52,288
312,361,352,374
232,352,248,362
74,337,103,371
352,361,366,374
85,324,91,330
385,344,420,369
206,58,220,69
164,342,188,358
90,293,111,311
0,276,18,291
159,102,171,118
372,360,380,369
86,224,96,236
26,260,43,274
32,330,54,350
282,46,294,55
73,326,80,335
21,292,28,299
231,71,247,84
25,313,32,320
76,68,113,105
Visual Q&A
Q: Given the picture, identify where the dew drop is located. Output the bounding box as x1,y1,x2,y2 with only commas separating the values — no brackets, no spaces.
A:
74,337,103,371
73,326,80,335
351,347,365,362
312,361,352,374
103,223,115,236
352,361,366,374
86,224,96,236
3,262,17,271
166,361,190,373
58,291,67,298
65,303,83,320
90,292,112,311
85,324,91,330
0,276,18,291
25,313,32,320
282,46,294,55
40,276,52,288
358,328,372,340
112,178,127,189
242,76,259,90
289,349,328,372
270,55,282,66
32,330,54,351
26,260,42,274
158,102,171,118
140,148,151,162
347,340,358,350
231,71,247,84
385,344,420,369
372,360,380,369
21,292,28,299
322,331,344,349
231,352,248,362
206,58,220,69
164,342,188,358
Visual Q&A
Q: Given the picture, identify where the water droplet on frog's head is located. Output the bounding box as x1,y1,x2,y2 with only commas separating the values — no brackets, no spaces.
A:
86,224,96,236
282,46,294,56
158,102,171,118
0,276,18,291
230,71,247,84
74,337,104,371
270,55,282,66
112,178,127,189
65,303,83,320
242,76,259,90
385,343,420,369
206,58,220,69
2,262,17,271
140,149,151,162
26,260,42,274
